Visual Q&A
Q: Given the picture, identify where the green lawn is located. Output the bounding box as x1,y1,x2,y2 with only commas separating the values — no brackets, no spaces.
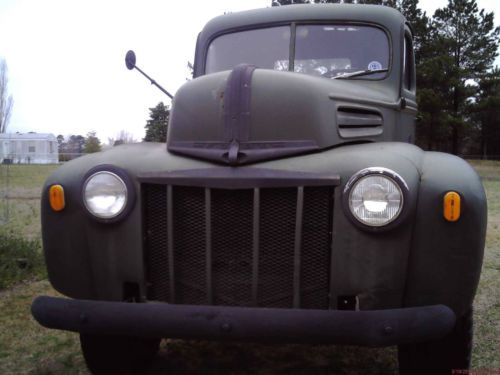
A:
0,281,86,375
0,161,498,374
468,159,500,180
472,159,500,372
473,179,500,368
0,164,59,239
0,164,59,192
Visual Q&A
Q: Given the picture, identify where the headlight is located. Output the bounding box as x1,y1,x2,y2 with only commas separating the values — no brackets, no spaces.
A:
83,171,128,219
344,167,408,228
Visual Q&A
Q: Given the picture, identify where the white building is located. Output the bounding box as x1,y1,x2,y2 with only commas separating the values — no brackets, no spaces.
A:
0,133,59,164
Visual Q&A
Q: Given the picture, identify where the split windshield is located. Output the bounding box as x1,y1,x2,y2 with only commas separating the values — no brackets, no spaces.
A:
205,24,389,79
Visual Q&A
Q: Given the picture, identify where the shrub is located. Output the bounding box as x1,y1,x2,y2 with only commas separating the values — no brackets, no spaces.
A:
0,233,46,289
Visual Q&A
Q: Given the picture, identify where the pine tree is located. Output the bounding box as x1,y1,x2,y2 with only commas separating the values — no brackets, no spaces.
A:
431,0,500,154
268,0,500,155
414,17,453,151
387,0,429,54
472,68,500,158
144,102,170,142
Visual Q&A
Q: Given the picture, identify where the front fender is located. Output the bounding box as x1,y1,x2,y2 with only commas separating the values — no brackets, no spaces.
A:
404,152,487,316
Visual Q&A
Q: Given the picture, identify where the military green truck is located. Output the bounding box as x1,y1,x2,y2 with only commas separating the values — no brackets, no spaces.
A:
32,4,486,375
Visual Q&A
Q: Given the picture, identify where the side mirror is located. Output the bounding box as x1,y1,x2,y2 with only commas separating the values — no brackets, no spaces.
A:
124,50,174,99
125,50,136,70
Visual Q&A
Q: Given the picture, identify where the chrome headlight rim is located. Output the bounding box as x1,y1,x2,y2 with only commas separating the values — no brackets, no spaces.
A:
81,165,136,223
342,167,410,232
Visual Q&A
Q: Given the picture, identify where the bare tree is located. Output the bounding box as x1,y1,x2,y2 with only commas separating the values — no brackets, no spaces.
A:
108,130,137,146
0,59,13,133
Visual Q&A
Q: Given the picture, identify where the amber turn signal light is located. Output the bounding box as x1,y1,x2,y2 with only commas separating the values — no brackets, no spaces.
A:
443,191,461,222
49,185,65,212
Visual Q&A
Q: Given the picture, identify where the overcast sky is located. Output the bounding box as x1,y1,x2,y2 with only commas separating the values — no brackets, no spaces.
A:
0,0,498,144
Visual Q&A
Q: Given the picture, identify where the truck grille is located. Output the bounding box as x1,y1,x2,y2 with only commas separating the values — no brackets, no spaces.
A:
143,184,334,309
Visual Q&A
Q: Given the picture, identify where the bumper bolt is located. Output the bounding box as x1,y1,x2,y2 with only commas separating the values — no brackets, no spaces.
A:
384,326,394,335
80,313,88,324
221,323,232,332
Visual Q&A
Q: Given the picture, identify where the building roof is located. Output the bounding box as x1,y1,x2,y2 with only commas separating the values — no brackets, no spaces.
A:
0,132,57,141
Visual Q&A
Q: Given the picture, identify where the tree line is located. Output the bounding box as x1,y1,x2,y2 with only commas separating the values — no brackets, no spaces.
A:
57,132,102,161
270,0,500,158
56,130,141,161
3,1,498,158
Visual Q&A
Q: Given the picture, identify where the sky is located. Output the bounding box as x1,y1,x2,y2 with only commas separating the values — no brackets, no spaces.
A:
0,0,498,144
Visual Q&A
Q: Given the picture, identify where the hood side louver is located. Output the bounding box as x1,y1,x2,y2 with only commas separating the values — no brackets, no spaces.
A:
337,107,383,138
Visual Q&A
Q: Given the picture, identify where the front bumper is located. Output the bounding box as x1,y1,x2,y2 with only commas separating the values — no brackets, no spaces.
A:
32,296,455,346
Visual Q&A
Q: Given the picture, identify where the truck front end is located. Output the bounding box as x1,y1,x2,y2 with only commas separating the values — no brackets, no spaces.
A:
32,5,486,375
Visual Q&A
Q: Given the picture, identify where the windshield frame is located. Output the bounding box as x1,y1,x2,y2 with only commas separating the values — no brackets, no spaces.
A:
202,21,393,81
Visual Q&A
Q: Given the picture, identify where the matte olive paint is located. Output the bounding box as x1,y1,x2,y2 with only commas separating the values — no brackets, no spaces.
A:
168,70,413,155
41,142,485,316
170,5,416,162
39,4,485,330
404,153,486,315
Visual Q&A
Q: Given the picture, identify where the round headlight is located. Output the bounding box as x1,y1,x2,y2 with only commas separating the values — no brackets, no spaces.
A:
346,168,406,227
83,171,128,219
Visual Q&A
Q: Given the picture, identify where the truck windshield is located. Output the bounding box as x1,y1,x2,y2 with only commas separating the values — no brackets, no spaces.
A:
205,24,389,80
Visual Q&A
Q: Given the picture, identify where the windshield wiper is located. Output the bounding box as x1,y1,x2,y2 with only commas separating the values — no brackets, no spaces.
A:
333,68,388,79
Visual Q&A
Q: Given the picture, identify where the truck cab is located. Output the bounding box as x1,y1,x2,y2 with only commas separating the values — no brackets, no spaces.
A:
169,5,417,165
32,5,486,375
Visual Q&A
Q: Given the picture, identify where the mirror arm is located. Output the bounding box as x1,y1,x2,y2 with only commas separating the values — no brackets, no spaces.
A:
134,65,174,99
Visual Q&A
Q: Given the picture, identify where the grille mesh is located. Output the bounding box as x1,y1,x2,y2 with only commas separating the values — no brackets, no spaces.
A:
212,189,254,306
172,187,206,304
301,187,333,309
143,184,334,309
143,184,169,302
259,188,297,308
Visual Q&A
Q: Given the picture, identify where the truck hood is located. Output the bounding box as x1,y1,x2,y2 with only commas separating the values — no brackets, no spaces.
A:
168,65,401,165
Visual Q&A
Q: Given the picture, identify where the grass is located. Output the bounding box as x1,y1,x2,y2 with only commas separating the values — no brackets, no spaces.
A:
0,281,87,375
0,281,398,375
153,341,397,374
472,179,500,369
468,159,500,180
0,164,59,239
0,165,56,294
0,161,498,374
470,157,500,368
0,164,59,192
0,233,46,290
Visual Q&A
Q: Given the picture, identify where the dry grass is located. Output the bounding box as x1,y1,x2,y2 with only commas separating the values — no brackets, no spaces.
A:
0,198,42,239
153,341,397,374
0,281,87,375
468,159,500,180
0,164,59,239
0,164,58,192
472,179,500,369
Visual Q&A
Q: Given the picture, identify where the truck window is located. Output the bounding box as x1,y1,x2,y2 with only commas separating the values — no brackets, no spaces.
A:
206,26,290,73
294,25,389,79
205,24,389,80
